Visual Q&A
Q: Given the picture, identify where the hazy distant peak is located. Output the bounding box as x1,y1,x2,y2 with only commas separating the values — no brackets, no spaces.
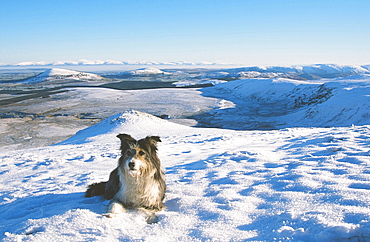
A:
129,67,170,75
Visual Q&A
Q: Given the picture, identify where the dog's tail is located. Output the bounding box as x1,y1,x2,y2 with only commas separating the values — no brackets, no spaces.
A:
85,182,107,198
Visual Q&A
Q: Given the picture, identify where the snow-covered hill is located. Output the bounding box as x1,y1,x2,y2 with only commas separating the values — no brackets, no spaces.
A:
22,68,104,84
99,67,173,79
195,75,370,129
1,111,370,241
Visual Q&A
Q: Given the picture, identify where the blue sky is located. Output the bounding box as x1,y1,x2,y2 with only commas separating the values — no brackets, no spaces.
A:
1,0,369,66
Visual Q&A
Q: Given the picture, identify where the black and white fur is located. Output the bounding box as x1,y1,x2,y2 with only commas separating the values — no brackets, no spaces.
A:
85,134,166,223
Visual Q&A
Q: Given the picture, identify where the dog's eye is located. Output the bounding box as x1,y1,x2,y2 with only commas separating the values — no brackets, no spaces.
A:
139,151,145,156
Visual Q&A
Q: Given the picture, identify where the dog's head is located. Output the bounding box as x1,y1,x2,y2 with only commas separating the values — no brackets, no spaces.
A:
117,134,162,177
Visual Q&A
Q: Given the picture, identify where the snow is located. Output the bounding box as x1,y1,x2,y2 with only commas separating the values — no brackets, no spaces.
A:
22,68,103,84
2,60,228,67
1,67,370,241
1,109,370,241
196,76,370,129
173,79,227,87
41,68,85,77
129,67,170,75
199,64,370,81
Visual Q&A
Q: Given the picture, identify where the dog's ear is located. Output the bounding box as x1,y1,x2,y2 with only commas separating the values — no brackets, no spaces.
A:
137,136,161,152
117,133,136,142
145,136,161,151
117,134,136,151
146,136,161,146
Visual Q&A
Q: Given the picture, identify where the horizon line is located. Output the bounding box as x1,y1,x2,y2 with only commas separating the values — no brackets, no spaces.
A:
1,59,370,68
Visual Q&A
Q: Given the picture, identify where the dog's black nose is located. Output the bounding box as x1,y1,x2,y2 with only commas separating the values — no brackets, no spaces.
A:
128,162,135,169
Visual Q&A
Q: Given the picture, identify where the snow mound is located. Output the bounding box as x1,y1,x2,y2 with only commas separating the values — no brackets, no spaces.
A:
57,110,189,145
23,68,103,83
1,110,370,241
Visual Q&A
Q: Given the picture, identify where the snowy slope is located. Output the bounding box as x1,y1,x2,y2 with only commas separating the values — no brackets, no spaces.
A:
1,111,370,241
23,68,103,84
196,75,370,130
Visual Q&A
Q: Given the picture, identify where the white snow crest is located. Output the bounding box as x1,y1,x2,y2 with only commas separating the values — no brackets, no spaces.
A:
1,111,370,241
57,110,188,145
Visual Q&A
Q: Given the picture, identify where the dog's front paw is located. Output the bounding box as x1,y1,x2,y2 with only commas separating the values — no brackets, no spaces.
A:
145,213,159,224
103,213,117,218
108,201,126,214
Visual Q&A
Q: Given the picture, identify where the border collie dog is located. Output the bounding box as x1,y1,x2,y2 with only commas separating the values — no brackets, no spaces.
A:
85,134,166,224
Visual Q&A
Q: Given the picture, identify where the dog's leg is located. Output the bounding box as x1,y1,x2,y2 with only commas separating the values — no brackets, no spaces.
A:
104,200,126,218
138,208,159,224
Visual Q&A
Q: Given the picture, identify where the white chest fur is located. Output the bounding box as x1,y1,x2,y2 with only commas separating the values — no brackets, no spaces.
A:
115,170,162,209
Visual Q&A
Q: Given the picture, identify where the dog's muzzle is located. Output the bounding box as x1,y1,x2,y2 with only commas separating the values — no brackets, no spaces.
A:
128,161,136,170
127,159,141,177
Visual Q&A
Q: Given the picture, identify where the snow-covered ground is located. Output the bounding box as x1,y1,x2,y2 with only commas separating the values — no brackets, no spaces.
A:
1,111,369,241
0,86,221,151
0,64,370,241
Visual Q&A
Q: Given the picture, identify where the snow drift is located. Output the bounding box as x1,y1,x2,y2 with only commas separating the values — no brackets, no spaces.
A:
1,111,370,241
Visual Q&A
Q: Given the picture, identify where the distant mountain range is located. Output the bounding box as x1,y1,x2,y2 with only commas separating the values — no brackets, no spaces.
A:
13,64,370,86
1,61,369,73
1,60,226,67
201,64,370,80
